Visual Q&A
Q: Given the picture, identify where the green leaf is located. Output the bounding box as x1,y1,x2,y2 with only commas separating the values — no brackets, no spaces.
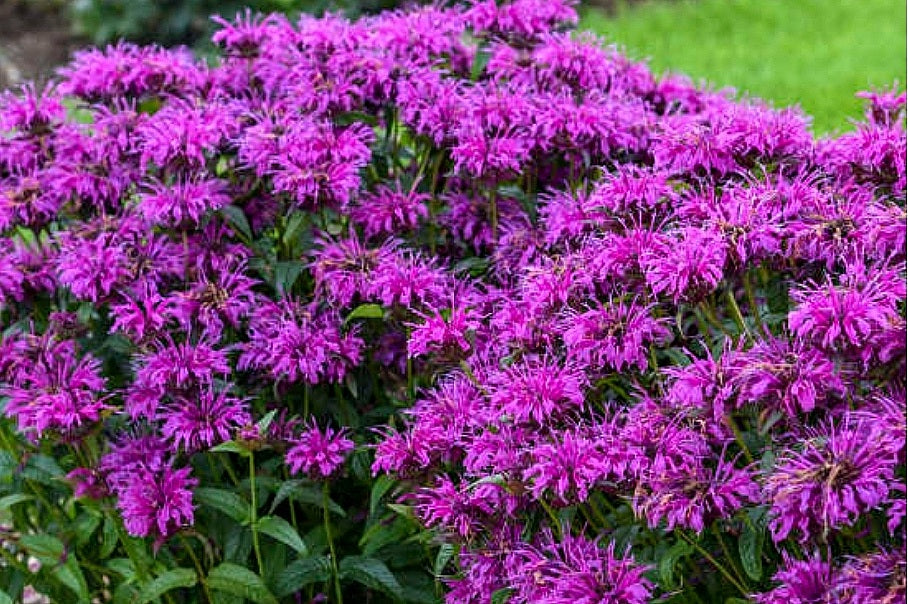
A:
369,475,396,519
207,563,277,604
137,568,197,604
269,480,345,517
21,454,63,485
195,488,249,523
274,261,305,293
434,543,456,577
53,556,90,602
491,588,513,604
256,516,308,555
0,494,33,510
71,513,101,547
19,534,64,563
221,206,253,240
338,556,402,600
0,590,12,604
256,410,279,435
100,518,119,559
345,303,385,323
273,556,332,599
282,211,308,247
658,539,693,589
739,521,765,581
210,440,251,457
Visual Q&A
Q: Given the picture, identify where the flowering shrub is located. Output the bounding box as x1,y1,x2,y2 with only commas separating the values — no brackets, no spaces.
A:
0,2,905,603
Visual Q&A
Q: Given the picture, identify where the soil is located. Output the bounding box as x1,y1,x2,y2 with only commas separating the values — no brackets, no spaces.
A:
0,0,84,89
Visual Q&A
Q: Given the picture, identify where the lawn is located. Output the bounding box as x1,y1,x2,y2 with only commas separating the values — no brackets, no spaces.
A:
581,0,906,133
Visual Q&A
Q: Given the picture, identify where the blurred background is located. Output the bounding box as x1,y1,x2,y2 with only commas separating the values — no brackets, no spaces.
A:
0,0,904,132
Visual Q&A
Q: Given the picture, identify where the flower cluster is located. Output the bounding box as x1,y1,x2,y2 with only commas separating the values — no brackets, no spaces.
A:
0,1,904,602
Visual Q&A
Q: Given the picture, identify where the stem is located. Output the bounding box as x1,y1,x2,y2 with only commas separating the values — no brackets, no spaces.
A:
677,530,749,597
711,524,749,591
249,452,264,577
724,287,752,342
488,191,498,243
179,534,212,604
538,498,562,538
323,482,343,604
726,413,754,464
743,272,764,335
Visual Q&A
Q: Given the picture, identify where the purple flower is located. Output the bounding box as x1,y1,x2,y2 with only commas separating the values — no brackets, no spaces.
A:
765,418,897,542
732,336,845,417
285,422,354,478
139,176,231,227
643,226,727,303
753,553,839,604
562,299,671,373
510,531,653,604
488,357,586,424
1,335,108,437
351,183,430,238
160,388,250,452
239,298,363,385
119,464,197,539
126,337,230,418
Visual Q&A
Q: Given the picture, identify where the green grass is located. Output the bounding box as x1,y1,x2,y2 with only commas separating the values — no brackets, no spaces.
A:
580,0,906,133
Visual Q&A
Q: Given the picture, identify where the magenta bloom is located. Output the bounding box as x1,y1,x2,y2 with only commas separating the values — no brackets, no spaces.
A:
139,177,231,227
239,298,363,385
563,299,671,373
753,553,839,604
285,422,355,478
352,184,430,238
510,531,653,604
160,389,250,452
488,357,586,424
643,227,727,303
765,419,897,542
118,464,197,539
1,336,108,436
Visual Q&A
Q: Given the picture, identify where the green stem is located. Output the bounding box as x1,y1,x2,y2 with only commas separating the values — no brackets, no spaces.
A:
711,524,749,591
538,498,562,538
678,530,749,597
726,413,754,464
249,452,264,577
179,534,212,604
724,288,752,342
743,272,764,335
323,482,343,604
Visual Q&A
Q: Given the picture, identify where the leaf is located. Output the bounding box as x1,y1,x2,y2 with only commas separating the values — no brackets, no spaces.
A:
658,539,693,589
195,488,249,523
21,454,63,485
207,563,277,604
137,568,197,604
53,556,90,602
274,261,305,293
272,556,333,599
269,480,345,517
256,410,278,435
221,206,252,240
0,591,12,604
256,516,308,555
491,588,513,604
0,494,33,510
20,534,64,563
345,303,384,323
434,543,456,577
369,475,396,519
210,440,251,457
338,556,402,600
282,211,307,247
739,521,765,581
